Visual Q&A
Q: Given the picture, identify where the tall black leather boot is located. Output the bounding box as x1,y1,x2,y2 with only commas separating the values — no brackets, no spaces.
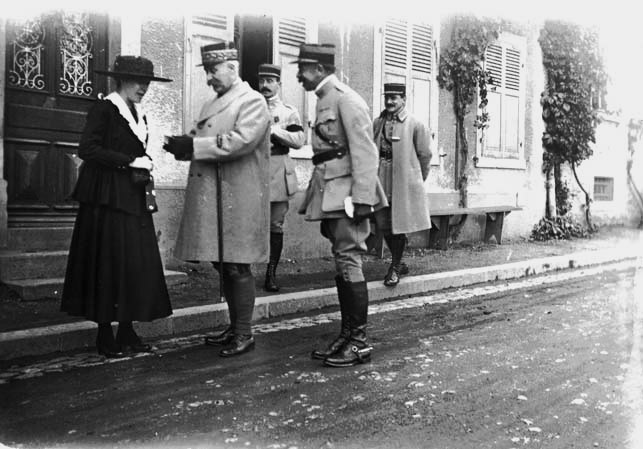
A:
205,274,236,346
264,232,283,292
324,280,373,367
311,275,351,360
384,234,407,286
220,272,256,357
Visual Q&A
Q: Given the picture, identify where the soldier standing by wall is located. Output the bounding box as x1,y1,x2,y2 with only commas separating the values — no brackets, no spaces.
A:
163,42,271,358
294,43,387,367
373,82,432,286
257,64,306,292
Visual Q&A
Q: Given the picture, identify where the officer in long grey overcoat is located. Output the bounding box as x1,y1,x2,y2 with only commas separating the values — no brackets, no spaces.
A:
257,63,306,292
294,43,388,368
373,82,432,286
163,42,270,358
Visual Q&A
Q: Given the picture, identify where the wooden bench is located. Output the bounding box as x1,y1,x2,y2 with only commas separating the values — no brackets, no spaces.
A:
428,205,522,250
366,205,522,255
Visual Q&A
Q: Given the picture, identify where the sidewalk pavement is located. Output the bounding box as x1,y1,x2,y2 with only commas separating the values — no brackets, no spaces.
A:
1,226,641,360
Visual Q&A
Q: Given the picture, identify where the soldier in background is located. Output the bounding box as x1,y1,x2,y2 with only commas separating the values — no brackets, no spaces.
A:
294,43,387,368
373,82,432,286
257,64,306,292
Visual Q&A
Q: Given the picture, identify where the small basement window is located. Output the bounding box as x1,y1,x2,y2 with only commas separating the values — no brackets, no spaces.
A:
594,177,614,201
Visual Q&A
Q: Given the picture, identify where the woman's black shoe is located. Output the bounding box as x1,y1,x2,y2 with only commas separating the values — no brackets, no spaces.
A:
219,335,255,357
116,323,152,354
205,326,235,346
96,338,124,358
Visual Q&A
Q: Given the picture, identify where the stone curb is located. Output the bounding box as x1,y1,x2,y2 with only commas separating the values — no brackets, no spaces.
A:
0,247,638,360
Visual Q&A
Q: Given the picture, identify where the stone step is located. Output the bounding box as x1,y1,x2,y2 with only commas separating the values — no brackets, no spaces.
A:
4,270,188,301
7,227,74,251
0,250,69,281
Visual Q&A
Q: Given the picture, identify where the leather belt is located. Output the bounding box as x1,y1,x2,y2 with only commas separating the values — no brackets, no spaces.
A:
271,145,290,156
312,148,347,166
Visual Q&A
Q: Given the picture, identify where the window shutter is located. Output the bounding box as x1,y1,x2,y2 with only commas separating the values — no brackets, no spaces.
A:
485,44,503,87
279,17,306,47
504,47,521,91
384,19,408,70
192,14,228,30
411,23,432,74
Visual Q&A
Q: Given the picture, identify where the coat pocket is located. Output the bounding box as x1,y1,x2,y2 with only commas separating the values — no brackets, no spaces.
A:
321,175,352,212
284,157,299,196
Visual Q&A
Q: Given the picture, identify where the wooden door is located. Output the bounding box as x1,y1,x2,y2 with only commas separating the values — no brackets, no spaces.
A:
4,11,108,226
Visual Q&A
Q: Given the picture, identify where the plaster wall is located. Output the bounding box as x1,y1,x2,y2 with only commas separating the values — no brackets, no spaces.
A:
432,17,547,243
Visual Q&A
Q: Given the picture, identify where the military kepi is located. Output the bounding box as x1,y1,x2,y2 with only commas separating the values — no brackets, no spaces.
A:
291,43,335,65
258,63,281,79
384,83,406,96
199,41,238,67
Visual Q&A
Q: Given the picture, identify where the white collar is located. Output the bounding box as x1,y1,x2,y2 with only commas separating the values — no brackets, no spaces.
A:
314,74,335,95
105,92,148,146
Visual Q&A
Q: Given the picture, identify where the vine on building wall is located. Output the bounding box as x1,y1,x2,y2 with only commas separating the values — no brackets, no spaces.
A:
538,20,607,232
437,15,499,208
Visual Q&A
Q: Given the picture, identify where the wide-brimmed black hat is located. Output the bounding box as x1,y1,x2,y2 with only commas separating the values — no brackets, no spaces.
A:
258,63,281,79
95,55,172,82
384,83,406,96
291,43,335,65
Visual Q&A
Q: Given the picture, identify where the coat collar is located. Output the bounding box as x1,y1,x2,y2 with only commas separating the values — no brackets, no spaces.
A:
315,74,339,99
105,92,148,146
197,79,251,124
379,106,408,123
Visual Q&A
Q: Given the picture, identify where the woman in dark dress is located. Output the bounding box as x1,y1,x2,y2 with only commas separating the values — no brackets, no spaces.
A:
61,56,173,357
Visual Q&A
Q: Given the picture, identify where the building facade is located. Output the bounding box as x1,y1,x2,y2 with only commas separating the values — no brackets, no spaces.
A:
0,11,638,291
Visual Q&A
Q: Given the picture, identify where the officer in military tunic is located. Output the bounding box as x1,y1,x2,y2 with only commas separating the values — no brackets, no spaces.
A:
257,63,306,292
294,43,388,367
373,82,432,286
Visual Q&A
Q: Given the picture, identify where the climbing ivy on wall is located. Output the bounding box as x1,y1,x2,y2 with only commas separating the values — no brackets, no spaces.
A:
437,15,499,208
539,20,607,228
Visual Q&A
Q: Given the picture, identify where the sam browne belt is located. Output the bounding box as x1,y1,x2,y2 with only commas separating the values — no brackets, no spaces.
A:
312,148,347,166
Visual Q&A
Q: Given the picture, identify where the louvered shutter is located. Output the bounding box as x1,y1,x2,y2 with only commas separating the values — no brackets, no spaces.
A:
383,20,434,127
184,14,234,130
482,37,524,159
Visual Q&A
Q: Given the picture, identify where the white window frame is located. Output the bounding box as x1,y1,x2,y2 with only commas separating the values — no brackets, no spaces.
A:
374,17,439,164
475,32,527,170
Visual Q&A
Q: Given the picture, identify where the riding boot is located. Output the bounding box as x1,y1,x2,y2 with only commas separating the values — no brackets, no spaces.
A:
311,275,351,360
219,271,256,357
206,269,236,346
116,321,152,353
384,234,407,287
324,280,373,367
264,232,283,292
96,323,123,358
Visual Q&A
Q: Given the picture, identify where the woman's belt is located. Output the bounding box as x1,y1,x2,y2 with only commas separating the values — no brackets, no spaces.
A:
270,145,290,156
312,148,347,165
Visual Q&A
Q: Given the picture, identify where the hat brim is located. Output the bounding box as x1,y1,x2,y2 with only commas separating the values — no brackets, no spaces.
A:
94,69,172,82
289,58,321,65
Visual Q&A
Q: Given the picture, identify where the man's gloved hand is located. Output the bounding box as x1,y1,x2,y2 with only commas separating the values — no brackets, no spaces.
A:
163,135,194,161
352,203,374,224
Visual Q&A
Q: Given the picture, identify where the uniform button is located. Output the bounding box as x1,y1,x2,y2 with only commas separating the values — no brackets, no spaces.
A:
208,124,212,128
197,173,202,177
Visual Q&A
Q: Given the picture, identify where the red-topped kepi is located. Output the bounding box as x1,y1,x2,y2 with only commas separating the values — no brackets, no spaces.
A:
384,83,406,96
198,41,238,67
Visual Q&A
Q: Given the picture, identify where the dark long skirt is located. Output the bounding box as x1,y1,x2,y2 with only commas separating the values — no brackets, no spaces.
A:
61,203,172,323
